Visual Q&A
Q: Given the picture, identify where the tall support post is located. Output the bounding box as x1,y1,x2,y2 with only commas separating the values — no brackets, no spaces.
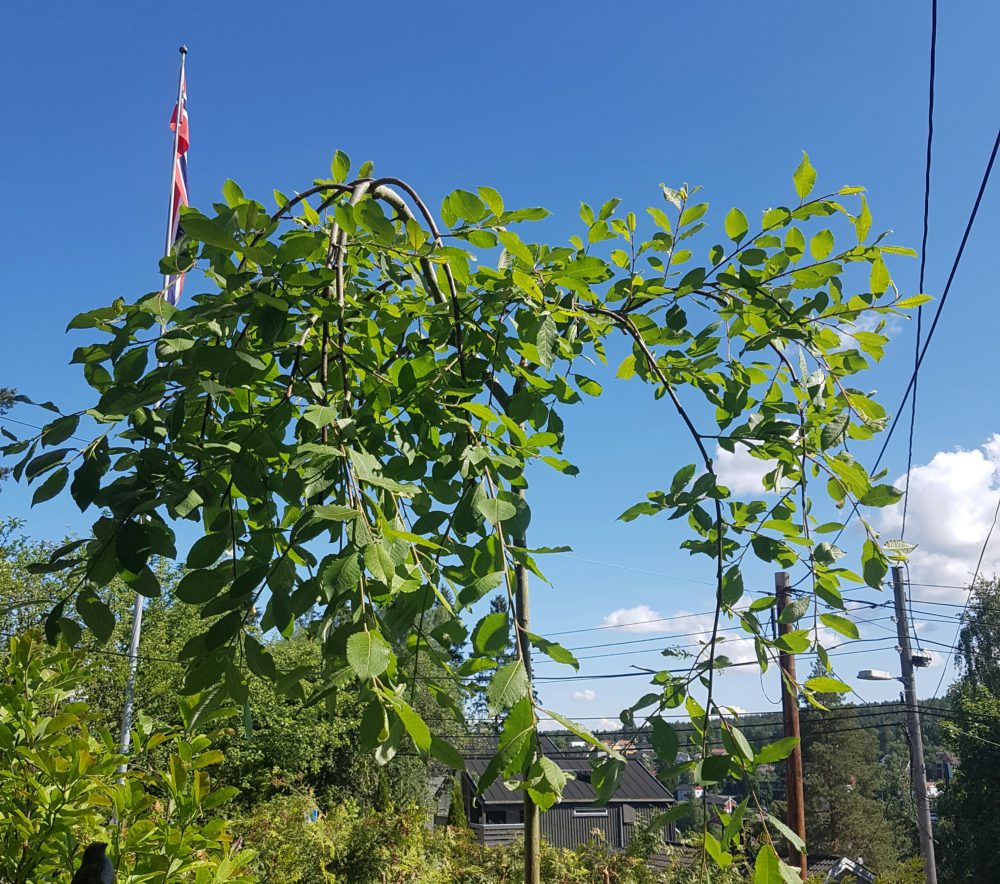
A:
891,566,938,884
776,571,807,880
117,45,188,772
513,489,540,884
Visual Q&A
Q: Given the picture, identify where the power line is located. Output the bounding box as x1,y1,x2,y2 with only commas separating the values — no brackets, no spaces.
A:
792,125,1000,593
933,492,1000,697
900,0,938,544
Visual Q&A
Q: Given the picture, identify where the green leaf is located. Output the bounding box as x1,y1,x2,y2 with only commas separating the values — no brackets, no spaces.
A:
457,571,505,607
496,230,534,267
754,736,799,765
41,414,80,447
854,195,872,243
820,612,860,640
535,316,558,369
809,229,834,261
805,676,851,694
724,208,748,242
474,494,517,526
820,412,850,450
346,631,392,680
312,504,360,523
650,716,678,764
487,660,529,714
174,568,229,604
393,699,432,751
478,186,504,217
527,755,568,811
895,293,933,309
539,708,622,759
187,533,229,569
862,539,888,588
331,149,350,182
116,520,152,573
222,179,245,206
860,484,903,508
319,552,361,598
76,590,115,642
364,541,397,583
870,256,890,294
31,466,68,505
754,843,782,884
778,596,811,625
698,753,731,784
471,611,509,656
792,151,817,201
680,203,708,226
430,735,465,770
527,634,578,670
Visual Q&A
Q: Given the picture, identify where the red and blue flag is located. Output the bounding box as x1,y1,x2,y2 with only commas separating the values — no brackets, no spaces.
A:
165,68,189,306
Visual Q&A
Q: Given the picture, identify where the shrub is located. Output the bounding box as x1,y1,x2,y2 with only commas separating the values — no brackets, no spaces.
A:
0,631,253,883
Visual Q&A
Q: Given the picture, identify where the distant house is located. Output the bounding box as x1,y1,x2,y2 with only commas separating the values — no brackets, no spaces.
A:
810,856,876,883
461,739,676,850
705,794,738,814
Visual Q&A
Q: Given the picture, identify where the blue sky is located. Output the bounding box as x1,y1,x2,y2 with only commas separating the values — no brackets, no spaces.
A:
2,1,999,726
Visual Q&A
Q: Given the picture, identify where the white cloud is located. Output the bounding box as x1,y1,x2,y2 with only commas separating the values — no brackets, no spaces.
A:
571,689,597,702
876,434,1000,601
716,704,747,717
714,443,776,495
600,604,667,633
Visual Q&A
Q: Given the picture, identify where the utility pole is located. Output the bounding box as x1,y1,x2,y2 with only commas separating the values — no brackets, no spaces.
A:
891,566,938,884
513,491,540,884
776,572,807,881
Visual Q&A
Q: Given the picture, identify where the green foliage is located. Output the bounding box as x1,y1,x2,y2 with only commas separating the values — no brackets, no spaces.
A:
447,775,467,828
3,154,918,876
937,578,1000,884
800,672,900,875
0,630,121,883
0,630,253,883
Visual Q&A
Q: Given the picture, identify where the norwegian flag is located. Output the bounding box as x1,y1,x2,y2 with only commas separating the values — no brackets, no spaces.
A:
164,64,189,306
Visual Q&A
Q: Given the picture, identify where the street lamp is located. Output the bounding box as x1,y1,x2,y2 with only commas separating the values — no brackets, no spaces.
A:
857,669,900,683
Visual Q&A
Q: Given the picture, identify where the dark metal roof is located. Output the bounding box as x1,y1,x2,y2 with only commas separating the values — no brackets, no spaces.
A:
465,747,675,805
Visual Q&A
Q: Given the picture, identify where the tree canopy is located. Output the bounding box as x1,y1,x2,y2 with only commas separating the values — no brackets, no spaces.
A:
2,152,921,879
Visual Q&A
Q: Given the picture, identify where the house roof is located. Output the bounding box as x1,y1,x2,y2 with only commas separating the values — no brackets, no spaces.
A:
465,741,674,805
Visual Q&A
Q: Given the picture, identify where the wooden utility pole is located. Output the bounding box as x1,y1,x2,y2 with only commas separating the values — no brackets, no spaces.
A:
891,566,938,884
513,494,540,884
775,572,807,880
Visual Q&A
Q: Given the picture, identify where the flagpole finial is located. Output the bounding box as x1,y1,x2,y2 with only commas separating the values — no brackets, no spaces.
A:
179,45,188,55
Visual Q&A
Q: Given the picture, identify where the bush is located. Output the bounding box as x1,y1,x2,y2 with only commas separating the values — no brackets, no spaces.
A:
0,631,253,883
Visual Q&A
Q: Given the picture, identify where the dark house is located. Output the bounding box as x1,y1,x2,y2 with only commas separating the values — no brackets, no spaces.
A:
461,741,676,850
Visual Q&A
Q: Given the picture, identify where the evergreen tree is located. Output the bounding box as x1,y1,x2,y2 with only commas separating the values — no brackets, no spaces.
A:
800,668,899,873
447,775,468,828
937,577,1000,884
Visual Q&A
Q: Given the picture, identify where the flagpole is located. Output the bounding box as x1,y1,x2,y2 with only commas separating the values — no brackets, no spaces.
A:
117,45,188,773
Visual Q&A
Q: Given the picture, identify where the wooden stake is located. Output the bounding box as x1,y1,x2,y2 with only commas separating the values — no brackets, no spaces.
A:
776,571,807,880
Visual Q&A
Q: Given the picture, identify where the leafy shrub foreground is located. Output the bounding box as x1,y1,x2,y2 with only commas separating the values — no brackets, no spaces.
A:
235,790,745,884
0,631,253,883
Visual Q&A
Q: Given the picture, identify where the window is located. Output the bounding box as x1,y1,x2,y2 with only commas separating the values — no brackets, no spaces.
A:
572,807,609,817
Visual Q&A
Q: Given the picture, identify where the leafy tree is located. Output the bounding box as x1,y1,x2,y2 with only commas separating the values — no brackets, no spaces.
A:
0,387,14,484
937,577,1000,884
3,154,918,882
800,676,899,873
